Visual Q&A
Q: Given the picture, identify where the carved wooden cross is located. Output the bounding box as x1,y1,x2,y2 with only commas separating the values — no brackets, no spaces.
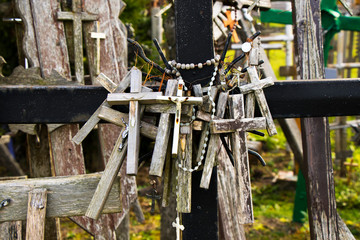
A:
57,0,98,83
240,66,277,136
91,21,106,75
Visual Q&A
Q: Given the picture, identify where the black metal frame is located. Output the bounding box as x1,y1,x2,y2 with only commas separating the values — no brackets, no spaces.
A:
1,79,359,123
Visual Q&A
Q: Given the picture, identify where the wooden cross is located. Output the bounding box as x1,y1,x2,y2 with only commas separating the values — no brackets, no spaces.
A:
223,10,240,43
240,66,277,136
107,79,203,158
57,0,98,83
213,94,266,223
91,21,106,75
172,216,185,240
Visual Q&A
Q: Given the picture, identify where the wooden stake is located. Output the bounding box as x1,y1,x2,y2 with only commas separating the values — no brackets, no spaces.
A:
200,91,229,189
127,70,143,175
228,94,254,224
150,80,178,177
26,189,47,240
177,129,192,213
86,129,127,219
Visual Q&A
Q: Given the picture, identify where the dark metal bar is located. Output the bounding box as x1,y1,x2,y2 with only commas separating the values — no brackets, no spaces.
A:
1,79,360,123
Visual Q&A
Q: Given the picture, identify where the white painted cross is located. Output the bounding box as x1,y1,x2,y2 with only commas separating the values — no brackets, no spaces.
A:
172,216,185,240
240,66,277,136
91,21,106,75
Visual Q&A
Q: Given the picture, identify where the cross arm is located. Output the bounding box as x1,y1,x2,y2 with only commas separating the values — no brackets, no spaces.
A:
210,117,266,134
239,77,273,94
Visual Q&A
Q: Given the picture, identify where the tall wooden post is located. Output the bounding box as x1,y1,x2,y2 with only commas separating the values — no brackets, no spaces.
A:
175,0,218,239
293,1,339,239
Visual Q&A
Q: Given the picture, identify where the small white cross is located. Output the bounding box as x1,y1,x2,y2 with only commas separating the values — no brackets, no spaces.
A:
172,216,185,240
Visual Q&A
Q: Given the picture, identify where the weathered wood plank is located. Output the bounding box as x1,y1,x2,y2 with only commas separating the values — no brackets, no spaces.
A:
149,80,178,177
217,147,246,240
26,124,60,240
107,92,163,105
229,94,253,224
210,117,266,134
0,173,122,222
72,71,131,145
127,70,143,175
177,129,192,213
0,221,22,240
293,1,339,239
98,106,157,140
200,92,229,189
26,188,47,240
85,130,127,219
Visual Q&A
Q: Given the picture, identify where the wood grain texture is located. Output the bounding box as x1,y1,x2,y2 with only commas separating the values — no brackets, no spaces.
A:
210,117,266,134
244,66,277,136
0,173,122,222
72,71,131,145
26,188,47,240
86,131,127,219
200,92,229,189
84,1,135,233
127,70,143,175
217,147,246,239
177,130,192,213
0,221,22,240
107,92,163,105
149,80,178,177
57,0,98,83
229,94,253,224
294,1,339,239
84,0,128,83
26,124,60,240
98,106,157,140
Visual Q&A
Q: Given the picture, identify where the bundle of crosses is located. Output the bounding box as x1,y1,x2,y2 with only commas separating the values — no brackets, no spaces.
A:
75,30,277,237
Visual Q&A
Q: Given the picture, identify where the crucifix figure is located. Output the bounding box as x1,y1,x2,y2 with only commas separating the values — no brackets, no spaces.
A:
240,66,277,136
57,0,98,83
91,21,106,75
172,215,185,240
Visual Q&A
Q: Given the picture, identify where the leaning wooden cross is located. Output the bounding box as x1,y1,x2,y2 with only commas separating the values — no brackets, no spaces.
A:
240,66,277,135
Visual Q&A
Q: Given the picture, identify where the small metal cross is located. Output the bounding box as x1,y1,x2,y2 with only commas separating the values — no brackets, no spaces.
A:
172,215,185,240
146,180,161,215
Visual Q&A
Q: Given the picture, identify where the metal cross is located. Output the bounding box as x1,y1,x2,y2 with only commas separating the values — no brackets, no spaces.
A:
146,180,161,215
57,0,98,83
170,78,187,156
172,216,185,240
118,118,128,151
91,21,106,75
